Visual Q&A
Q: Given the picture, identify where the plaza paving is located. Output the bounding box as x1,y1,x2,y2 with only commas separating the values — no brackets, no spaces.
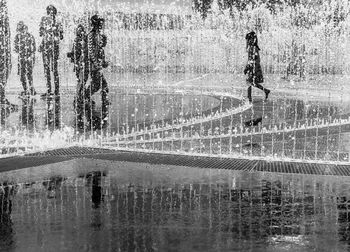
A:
1,73,350,169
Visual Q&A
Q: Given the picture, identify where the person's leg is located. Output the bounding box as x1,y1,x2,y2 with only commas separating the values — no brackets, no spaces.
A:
100,73,109,127
90,70,102,95
89,70,109,129
88,69,103,111
83,70,100,130
88,70,102,130
27,60,35,95
54,95,61,129
19,59,28,94
53,49,60,96
0,81,5,126
253,82,270,100
28,98,35,131
42,51,52,94
21,95,29,127
247,85,252,102
75,69,87,130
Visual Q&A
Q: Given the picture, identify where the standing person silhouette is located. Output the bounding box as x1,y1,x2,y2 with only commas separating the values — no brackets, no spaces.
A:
87,14,109,129
39,5,63,97
14,21,36,96
244,31,270,103
0,0,12,126
67,24,89,130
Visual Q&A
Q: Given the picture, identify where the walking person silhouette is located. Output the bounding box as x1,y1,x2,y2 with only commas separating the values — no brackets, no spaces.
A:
14,21,36,97
86,14,109,130
244,31,270,103
67,24,89,130
39,5,63,97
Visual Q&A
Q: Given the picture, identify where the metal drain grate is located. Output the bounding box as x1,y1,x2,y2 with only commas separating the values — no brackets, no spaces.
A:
25,146,117,157
1,147,350,177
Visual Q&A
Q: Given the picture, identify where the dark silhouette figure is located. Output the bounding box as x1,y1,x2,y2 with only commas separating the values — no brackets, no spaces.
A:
243,31,270,103
0,182,16,250
0,0,11,126
39,5,63,97
91,171,103,209
86,14,109,130
67,24,89,130
14,21,36,96
84,171,105,209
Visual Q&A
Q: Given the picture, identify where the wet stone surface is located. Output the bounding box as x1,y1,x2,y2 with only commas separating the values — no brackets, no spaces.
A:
2,86,350,161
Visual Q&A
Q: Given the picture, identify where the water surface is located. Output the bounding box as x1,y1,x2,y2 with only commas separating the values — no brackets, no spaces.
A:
1,159,350,251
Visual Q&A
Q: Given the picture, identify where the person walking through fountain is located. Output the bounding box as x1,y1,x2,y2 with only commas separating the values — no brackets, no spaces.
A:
86,14,109,129
67,24,89,130
39,5,63,97
14,21,37,97
243,31,270,103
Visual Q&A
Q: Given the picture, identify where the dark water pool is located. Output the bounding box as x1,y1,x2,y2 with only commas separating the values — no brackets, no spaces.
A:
1,159,350,251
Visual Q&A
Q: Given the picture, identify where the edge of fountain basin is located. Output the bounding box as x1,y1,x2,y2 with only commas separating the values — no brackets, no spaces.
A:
101,146,350,166
1,145,350,176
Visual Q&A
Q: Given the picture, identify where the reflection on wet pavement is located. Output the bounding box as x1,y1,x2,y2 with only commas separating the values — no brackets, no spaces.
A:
5,87,348,132
1,159,350,251
5,89,221,133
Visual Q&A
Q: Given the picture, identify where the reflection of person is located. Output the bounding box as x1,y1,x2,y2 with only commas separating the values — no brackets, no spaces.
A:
85,171,104,209
42,176,65,198
14,21,36,96
91,171,102,209
67,24,89,130
87,14,109,129
244,31,270,103
0,182,16,250
39,5,63,97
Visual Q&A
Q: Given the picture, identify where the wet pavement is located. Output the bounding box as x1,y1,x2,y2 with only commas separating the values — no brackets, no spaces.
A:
1,79,350,162
2,87,220,132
